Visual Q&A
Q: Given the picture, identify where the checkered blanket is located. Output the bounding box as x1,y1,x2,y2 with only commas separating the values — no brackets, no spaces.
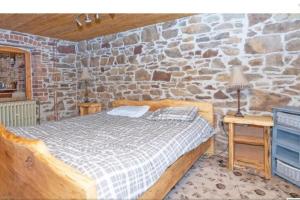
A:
9,112,214,199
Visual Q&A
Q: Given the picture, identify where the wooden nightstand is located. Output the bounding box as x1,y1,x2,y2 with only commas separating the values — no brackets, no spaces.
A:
79,102,101,116
223,115,273,179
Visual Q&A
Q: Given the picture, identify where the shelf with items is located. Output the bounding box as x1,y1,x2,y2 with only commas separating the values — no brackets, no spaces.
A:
0,46,31,101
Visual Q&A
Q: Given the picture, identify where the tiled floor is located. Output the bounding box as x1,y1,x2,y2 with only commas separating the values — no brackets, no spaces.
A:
166,155,300,199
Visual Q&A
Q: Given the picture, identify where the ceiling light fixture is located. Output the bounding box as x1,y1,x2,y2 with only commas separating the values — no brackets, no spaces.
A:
84,14,92,24
95,14,101,22
75,14,114,29
75,18,83,27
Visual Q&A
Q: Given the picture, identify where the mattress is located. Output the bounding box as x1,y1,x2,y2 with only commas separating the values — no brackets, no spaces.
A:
9,112,214,199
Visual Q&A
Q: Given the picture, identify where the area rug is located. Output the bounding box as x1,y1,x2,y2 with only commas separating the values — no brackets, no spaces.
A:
166,155,300,199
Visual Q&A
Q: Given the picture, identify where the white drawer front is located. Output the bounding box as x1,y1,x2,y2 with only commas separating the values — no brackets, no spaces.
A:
277,112,300,130
277,159,300,182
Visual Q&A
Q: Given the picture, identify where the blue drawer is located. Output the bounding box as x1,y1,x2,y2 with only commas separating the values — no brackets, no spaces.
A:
275,145,299,168
276,126,300,152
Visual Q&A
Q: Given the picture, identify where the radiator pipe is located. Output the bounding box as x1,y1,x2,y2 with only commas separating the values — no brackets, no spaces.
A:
37,100,41,125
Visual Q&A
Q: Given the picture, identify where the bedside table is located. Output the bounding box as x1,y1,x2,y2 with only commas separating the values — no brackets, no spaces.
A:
224,115,273,179
79,102,101,116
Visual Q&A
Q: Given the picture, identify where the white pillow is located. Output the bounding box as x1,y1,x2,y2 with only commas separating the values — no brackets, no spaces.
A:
107,106,150,118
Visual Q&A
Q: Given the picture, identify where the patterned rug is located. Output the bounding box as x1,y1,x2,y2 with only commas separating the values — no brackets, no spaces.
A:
166,155,300,199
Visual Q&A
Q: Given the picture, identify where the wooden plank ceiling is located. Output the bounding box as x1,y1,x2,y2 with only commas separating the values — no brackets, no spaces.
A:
0,14,191,41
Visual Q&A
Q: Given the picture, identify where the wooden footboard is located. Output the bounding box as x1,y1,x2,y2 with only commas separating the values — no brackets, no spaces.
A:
139,137,214,200
0,124,96,199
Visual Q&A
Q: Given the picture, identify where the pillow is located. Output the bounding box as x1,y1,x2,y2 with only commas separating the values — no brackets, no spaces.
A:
107,105,150,118
147,106,198,121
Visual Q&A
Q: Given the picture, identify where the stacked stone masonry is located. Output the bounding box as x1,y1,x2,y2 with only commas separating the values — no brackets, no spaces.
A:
1,13,300,145
0,29,78,121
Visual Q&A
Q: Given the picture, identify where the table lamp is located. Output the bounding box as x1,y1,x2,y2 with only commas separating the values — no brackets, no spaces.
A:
80,68,91,103
228,66,250,117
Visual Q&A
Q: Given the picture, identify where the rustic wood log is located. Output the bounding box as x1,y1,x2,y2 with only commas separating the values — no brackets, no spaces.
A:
0,125,97,199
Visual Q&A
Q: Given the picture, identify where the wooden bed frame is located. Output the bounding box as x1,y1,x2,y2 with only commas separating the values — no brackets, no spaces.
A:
0,99,214,199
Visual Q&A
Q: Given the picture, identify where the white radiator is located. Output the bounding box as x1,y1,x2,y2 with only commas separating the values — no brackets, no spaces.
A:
0,101,36,127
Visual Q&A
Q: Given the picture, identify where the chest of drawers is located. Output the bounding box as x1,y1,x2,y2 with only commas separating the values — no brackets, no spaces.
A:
272,106,300,186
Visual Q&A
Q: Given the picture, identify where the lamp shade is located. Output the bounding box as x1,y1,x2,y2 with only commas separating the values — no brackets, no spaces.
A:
80,68,91,81
228,66,250,89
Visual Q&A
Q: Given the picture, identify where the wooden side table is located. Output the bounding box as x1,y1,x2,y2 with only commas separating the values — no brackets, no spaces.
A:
223,115,273,179
79,102,101,116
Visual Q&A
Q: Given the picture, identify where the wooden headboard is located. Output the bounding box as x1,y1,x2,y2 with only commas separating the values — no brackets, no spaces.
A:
112,99,214,125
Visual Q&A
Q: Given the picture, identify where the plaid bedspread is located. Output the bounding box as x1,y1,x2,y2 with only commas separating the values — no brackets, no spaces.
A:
9,112,214,199
147,106,198,121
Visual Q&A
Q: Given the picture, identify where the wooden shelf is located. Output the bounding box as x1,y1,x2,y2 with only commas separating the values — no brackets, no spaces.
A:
0,93,12,98
0,89,16,93
224,115,273,126
234,135,264,146
0,89,16,98
235,160,264,170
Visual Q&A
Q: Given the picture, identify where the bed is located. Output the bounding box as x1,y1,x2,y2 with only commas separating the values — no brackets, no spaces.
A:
0,99,215,199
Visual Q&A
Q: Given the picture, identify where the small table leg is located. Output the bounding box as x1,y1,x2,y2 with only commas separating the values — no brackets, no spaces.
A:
228,123,234,170
264,126,271,179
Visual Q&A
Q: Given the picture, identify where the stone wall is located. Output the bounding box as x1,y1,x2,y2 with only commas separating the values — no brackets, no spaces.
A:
1,14,300,146
0,29,78,121
77,14,300,144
